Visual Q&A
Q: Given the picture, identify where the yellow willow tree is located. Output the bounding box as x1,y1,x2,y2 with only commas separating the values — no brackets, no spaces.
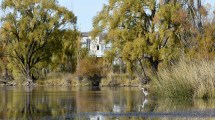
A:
186,17,215,60
50,30,79,73
91,0,187,83
0,0,77,84
178,0,215,60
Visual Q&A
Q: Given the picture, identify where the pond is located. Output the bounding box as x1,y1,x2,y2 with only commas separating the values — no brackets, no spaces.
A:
0,86,215,120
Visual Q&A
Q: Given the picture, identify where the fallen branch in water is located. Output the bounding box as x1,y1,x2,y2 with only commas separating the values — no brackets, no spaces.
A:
0,79,16,86
0,79,8,84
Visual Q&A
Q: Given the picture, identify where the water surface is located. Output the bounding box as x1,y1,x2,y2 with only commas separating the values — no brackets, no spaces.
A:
0,86,214,120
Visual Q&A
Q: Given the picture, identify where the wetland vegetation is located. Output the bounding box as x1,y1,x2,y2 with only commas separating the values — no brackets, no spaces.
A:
0,0,214,100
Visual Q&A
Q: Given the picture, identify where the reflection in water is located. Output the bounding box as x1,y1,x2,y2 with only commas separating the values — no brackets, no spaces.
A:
0,86,214,119
139,98,148,112
90,115,105,120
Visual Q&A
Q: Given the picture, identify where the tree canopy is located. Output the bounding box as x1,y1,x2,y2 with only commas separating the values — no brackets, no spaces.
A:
91,0,215,83
0,0,77,84
91,0,185,82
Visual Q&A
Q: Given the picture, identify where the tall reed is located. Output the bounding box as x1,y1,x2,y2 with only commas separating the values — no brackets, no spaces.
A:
151,60,215,99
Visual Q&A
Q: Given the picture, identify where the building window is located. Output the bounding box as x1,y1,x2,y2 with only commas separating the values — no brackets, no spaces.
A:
101,45,104,51
87,39,90,50
97,45,99,50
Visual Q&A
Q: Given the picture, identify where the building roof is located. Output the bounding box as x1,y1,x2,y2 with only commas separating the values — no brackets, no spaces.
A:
81,32,89,37
81,32,108,44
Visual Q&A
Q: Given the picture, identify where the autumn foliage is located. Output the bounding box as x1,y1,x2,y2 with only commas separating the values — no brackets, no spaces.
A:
91,0,215,84
76,57,104,86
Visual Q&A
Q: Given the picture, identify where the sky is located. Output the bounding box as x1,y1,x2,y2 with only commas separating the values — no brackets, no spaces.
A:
0,0,213,32
59,0,108,32
59,0,215,32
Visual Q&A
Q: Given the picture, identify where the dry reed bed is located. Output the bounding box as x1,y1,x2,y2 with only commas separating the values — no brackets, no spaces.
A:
151,60,215,99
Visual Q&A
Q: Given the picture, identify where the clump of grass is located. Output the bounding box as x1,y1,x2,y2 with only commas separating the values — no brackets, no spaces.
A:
151,59,215,99
37,73,79,86
100,73,140,86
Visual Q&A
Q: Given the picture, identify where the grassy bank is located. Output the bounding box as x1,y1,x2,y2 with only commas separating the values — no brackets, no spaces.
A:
150,60,215,99
100,73,141,87
35,72,141,87
1,72,141,87
36,73,83,86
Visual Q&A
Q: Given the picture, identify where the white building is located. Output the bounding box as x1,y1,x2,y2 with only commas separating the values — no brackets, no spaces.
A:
81,32,111,57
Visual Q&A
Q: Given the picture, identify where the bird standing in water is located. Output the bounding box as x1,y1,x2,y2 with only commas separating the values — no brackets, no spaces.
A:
141,88,148,96
139,87,149,111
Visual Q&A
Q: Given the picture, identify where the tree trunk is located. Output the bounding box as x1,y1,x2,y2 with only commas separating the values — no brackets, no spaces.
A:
89,74,102,86
149,57,159,73
133,65,149,84
26,64,33,85
4,68,9,81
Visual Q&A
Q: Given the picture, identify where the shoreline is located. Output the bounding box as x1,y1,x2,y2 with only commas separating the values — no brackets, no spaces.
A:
0,81,141,87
